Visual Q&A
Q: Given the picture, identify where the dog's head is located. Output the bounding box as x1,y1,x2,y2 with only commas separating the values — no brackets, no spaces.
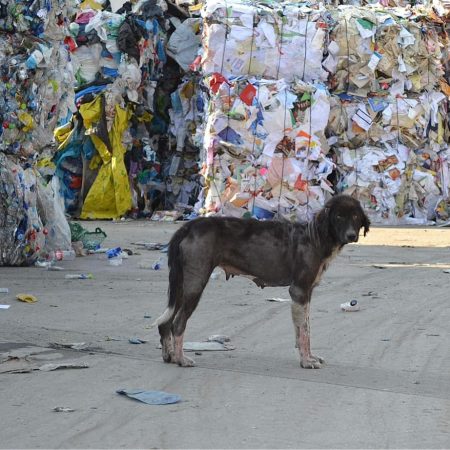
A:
321,195,370,245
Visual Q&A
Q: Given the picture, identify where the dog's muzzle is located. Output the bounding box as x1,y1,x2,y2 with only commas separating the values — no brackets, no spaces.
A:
345,231,358,243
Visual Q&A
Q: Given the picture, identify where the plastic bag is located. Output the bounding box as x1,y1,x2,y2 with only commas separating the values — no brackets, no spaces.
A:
37,176,72,254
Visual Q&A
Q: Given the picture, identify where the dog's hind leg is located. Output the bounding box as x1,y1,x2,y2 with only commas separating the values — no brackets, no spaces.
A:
157,308,175,363
289,285,324,369
171,274,211,367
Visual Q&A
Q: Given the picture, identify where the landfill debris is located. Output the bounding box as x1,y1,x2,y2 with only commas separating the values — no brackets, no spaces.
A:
132,242,167,251
2,0,450,260
210,270,221,280
183,341,235,351
265,298,291,303
16,294,38,304
53,407,75,413
47,266,65,272
49,343,90,351
105,336,123,342
340,300,360,312
0,356,34,374
0,288,9,294
129,338,147,344
207,335,230,344
109,257,123,267
152,258,164,270
69,223,107,251
196,0,450,224
139,257,165,270
116,389,181,405
0,305,11,310
39,362,89,372
48,250,76,262
64,274,94,280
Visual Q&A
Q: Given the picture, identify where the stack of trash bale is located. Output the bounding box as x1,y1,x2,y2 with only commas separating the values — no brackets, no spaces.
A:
52,0,204,221
53,1,169,219
326,5,450,224
198,1,335,220
197,0,450,224
0,0,74,266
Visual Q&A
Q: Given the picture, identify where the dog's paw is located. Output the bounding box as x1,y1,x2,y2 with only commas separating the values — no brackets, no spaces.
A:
162,350,174,363
300,355,324,369
176,355,195,367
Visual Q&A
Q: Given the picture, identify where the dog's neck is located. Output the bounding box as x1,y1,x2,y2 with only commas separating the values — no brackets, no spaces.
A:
308,212,342,258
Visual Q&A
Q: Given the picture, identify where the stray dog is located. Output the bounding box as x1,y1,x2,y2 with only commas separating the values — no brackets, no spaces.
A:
156,195,370,368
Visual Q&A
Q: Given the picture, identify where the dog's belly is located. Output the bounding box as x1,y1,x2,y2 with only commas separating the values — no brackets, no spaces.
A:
219,265,288,288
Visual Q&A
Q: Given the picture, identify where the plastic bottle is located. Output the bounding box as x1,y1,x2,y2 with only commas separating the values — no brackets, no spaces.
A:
340,300,360,312
106,247,122,259
65,274,93,280
109,256,122,266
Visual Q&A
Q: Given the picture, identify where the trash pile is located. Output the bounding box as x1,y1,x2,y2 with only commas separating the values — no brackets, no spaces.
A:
0,0,75,266
3,0,450,268
198,0,450,224
327,6,450,223
53,0,203,220
0,0,204,265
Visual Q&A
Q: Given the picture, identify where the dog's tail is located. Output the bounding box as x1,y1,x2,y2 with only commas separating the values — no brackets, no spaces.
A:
153,223,191,328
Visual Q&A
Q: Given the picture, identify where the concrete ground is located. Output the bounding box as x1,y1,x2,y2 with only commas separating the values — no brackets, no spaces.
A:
1,220,450,449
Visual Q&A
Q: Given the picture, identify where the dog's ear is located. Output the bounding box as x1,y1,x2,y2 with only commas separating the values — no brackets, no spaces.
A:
361,210,370,237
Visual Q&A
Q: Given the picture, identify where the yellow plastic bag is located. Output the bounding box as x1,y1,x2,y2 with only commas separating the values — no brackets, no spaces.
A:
79,96,132,219
16,293,38,303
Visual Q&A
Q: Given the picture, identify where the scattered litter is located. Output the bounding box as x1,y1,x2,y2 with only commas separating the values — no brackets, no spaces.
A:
47,265,65,271
210,270,221,280
16,294,38,304
49,342,90,351
109,257,123,267
372,265,387,269
0,304,10,309
64,274,94,280
139,257,165,270
122,249,133,256
132,242,167,251
151,260,162,270
129,338,147,344
381,339,391,342
0,356,34,373
183,341,235,352
340,300,360,312
106,247,123,267
144,314,152,319
443,269,450,274
0,288,9,294
105,336,122,342
265,297,291,303
150,211,183,222
53,407,75,413
207,335,230,344
116,389,181,405
426,334,440,337
39,362,89,372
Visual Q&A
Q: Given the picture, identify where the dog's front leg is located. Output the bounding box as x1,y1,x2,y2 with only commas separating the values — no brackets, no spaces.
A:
289,285,324,369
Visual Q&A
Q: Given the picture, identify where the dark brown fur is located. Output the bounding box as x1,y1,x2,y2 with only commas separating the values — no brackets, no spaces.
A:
156,195,370,368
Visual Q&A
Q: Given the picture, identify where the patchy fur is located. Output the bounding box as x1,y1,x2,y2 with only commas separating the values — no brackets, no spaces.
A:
155,195,370,368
